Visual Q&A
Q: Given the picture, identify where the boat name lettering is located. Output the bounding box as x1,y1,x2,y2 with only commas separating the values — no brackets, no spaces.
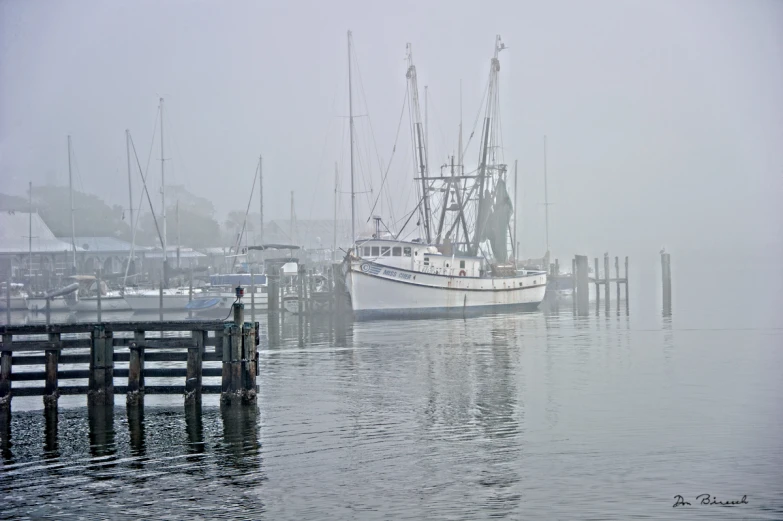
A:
382,269,397,277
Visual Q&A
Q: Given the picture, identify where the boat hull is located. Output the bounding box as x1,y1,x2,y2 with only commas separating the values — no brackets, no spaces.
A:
70,296,131,312
27,297,70,312
123,294,194,311
346,261,547,320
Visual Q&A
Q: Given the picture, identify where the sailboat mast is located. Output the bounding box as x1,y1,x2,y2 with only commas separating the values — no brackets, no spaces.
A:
68,135,76,271
348,30,356,244
513,159,518,261
333,162,338,261
160,97,168,287
406,43,432,243
544,135,549,254
28,181,33,279
126,129,134,243
259,155,264,247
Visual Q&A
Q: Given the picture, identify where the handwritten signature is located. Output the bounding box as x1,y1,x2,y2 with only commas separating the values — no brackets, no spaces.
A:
673,494,748,507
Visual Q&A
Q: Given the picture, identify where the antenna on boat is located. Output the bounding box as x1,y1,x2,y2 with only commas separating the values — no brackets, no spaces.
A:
160,97,168,288
348,30,356,245
544,134,550,255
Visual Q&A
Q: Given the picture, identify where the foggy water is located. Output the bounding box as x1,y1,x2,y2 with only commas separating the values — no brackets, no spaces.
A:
1,255,782,520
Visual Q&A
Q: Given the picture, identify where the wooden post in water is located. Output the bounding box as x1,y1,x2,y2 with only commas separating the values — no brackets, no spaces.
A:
250,270,256,324
661,252,672,316
242,320,257,403
594,257,600,311
4,276,10,324
88,325,114,407
221,302,251,406
185,330,205,405
44,332,60,408
575,255,589,316
604,253,610,314
96,268,102,323
624,256,630,314
615,256,621,313
127,330,145,406
0,334,12,409
188,269,193,319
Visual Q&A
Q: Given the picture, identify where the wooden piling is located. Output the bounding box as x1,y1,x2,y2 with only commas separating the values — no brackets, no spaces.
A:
4,280,10,324
604,253,610,313
624,256,630,313
88,325,114,407
43,332,60,408
250,270,256,324
221,302,253,406
96,269,102,322
185,330,204,404
0,334,11,409
661,252,672,315
127,330,145,406
594,257,600,310
575,255,589,316
615,256,620,312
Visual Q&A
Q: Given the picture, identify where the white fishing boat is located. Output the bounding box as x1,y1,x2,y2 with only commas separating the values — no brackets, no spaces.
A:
27,295,70,312
341,35,546,319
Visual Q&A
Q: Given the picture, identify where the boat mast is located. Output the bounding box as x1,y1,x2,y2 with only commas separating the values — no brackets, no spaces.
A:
67,136,76,272
126,129,134,244
471,36,504,256
406,43,432,244
159,97,168,287
348,30,356,244
28,181,33,280
544,135,550,255
259,155,264,247
333,161,338,261
513,158,518,262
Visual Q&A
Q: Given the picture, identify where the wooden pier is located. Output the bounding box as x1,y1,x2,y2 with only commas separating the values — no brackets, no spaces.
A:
0,302,258,411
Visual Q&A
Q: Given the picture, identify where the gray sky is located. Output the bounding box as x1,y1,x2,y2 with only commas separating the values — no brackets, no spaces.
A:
1,0,781,258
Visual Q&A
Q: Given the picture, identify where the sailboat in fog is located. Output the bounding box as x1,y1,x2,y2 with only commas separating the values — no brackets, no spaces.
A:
343,35,547,318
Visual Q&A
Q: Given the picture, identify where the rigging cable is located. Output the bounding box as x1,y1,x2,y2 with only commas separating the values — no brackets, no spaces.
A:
366,85,408,222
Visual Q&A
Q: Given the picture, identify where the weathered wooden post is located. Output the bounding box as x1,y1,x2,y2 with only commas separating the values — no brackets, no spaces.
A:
250,270,256,324
242,320,257,403
44,332,60,408
127,329,145,406
575,255,589,316
88,325,114,407
615,256,621,313
624,256,630,314
221,300,250,406
604,253,610,314
0,334,11,409
4,276,10,324
327,266,334,316
297,264,305,319
185,329,205,405
661,252,672,316
96,268,102,323
188,269,194,319
594,257,600,310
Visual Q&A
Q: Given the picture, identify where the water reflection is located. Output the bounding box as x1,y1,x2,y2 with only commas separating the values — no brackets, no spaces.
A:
43,406,58,459
0,407,10,464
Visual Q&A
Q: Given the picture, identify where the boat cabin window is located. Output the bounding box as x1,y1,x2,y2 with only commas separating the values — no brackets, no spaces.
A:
423,257,430,266
392,246,402,256
403,247,411,257
381,246,390,256
460,260,466,269
371,246,380,256
363,247,371,256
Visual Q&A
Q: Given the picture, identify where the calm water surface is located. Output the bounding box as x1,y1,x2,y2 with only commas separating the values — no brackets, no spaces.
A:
1,254,782,520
